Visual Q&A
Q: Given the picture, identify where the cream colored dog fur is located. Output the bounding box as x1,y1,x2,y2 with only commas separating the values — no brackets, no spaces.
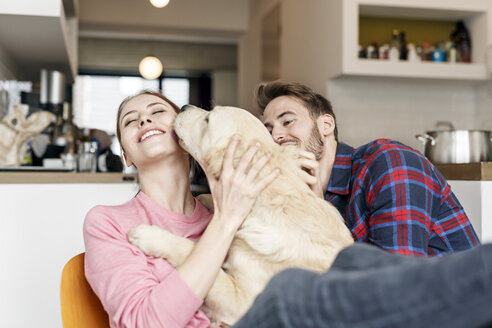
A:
128,105,354,326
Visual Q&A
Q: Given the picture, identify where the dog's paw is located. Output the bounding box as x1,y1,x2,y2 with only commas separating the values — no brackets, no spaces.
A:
127,224,171,258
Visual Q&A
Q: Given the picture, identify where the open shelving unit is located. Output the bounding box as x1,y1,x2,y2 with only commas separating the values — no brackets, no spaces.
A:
330,0,492,81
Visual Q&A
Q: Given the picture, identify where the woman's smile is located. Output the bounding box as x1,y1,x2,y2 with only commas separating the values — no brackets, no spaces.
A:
138,128,166,142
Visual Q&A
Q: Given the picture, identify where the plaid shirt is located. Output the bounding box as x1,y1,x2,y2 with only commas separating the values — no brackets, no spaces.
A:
326,139,479,256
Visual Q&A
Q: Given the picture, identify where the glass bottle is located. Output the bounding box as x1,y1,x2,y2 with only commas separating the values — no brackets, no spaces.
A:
399,31,407,60
388,29,400,61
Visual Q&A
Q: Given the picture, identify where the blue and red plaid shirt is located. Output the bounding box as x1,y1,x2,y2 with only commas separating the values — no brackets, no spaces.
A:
326,139,479,256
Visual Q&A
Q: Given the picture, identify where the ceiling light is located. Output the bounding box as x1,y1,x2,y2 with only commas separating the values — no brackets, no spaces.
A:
138,56,163,79
150,0,170,8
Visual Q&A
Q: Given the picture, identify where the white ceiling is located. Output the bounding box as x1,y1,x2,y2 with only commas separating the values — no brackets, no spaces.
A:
78,0,250,44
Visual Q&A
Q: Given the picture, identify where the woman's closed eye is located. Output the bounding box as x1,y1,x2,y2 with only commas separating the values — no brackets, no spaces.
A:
124,119,137,127
152,110,165,115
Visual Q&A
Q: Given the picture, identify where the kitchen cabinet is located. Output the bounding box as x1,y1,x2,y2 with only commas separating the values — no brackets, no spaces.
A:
326,0,492,81
0,0,78,82
0,178,138,328
448,180,492,243
435,163,492,243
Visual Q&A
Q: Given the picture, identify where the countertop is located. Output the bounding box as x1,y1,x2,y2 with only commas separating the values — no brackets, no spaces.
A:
0,172,138,183
0,171,210,194
2,164,491,183
435,162,492,181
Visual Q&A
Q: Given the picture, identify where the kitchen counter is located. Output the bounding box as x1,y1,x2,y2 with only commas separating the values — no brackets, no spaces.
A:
0,173,209,327
0,171,210,193
435,162,492,246
0,171,138,184
435,162,492,181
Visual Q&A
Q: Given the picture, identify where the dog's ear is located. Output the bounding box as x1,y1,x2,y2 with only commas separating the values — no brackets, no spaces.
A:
206,148,226,174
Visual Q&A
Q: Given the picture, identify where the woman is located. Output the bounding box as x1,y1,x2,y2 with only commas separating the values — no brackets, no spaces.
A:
83,90,279,327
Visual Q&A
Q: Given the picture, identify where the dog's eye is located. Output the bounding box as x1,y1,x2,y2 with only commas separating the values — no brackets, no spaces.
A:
11,118,17,126
204,117,209,124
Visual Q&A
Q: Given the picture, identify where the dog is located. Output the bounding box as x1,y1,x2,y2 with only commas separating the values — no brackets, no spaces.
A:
128,105,354,326
0,104,54,166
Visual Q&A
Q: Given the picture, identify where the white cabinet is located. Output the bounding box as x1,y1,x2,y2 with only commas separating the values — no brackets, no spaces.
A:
0,182,139,328
0,0,78,82
448,180,492,243
327,0,492,81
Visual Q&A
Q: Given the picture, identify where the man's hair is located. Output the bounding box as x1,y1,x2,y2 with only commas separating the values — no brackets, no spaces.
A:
256,80,338,141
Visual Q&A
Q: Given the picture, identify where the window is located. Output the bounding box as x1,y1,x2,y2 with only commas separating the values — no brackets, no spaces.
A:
73,75,190,134
72,74,191,172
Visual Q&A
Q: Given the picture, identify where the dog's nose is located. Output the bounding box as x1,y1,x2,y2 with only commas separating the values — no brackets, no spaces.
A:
180,104,192,112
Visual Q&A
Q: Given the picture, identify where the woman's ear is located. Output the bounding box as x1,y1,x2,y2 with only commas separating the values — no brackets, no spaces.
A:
316,114,336,137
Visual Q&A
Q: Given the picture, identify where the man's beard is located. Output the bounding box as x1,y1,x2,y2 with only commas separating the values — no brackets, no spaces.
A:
305,125,324,161
279,125,324,161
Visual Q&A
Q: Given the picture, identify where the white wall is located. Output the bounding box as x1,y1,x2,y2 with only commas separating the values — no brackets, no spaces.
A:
238,0,281,114
0,44,21,80
327,77,489,150
212,70,238,107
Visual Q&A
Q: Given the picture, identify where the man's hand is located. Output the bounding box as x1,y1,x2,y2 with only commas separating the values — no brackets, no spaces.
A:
298,150,324,199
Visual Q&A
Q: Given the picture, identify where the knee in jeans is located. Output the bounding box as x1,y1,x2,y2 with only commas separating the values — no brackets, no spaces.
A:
264,268,315,297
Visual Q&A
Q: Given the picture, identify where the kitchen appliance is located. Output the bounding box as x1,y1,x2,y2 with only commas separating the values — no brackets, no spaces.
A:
416,129,492,164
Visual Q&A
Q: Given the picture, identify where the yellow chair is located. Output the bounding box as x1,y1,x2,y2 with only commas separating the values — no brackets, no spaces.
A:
60,253,109,328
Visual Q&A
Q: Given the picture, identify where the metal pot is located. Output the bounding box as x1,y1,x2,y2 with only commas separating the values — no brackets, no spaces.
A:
415,130,492,164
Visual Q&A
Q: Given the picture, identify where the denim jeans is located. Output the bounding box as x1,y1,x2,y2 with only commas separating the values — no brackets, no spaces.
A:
233,243,492,328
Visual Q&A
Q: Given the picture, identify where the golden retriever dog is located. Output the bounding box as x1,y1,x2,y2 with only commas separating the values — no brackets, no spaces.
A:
128,105,354,326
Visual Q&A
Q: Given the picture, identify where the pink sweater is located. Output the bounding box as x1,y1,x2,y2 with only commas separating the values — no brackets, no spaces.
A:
83,191,216,328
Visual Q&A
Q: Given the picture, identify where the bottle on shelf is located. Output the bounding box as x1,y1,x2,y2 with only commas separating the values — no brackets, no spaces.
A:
448,45,457,63
399,31,407,60
82,128,92,142
379,44,389,60
20,141,33,166
388,29,400,61
450,20,472,63
421,41,433,61
369,41,379,59
407,43,420,62
358,45,367,59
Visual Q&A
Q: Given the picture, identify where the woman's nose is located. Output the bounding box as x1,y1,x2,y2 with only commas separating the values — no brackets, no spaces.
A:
139,117,152,126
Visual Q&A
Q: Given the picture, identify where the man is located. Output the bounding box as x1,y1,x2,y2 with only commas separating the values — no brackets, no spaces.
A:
257,80,479,256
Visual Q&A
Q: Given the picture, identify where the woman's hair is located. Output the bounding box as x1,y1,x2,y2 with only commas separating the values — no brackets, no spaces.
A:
116,90,180,146
256,80,338,141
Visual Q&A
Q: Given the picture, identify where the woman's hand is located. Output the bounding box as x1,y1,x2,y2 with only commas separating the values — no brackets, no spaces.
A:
203,135,279,229
298,150,324,199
